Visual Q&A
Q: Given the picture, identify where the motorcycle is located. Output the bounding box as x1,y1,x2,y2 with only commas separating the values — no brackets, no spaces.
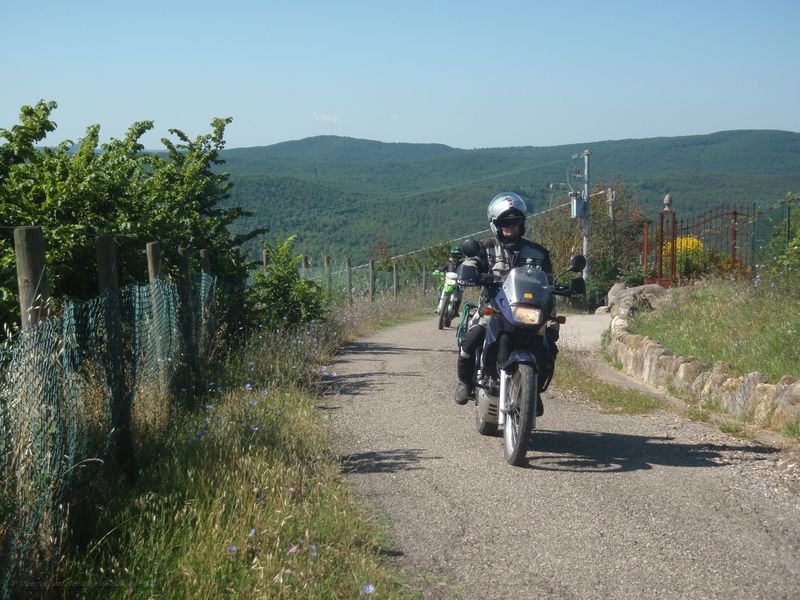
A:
459,242,586,466
434,270,462,330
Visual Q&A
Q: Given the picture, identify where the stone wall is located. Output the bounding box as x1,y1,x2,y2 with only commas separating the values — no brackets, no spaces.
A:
602,283,800,432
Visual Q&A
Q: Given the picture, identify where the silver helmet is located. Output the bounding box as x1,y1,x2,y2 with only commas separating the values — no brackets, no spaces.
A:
487,192,527,241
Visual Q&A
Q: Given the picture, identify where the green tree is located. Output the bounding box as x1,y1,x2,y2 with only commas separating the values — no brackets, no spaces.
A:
248,235,326,330
759,192,800,277
0,100,262,329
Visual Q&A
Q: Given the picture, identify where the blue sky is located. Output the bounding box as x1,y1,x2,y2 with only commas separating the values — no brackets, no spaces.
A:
3,0,799,150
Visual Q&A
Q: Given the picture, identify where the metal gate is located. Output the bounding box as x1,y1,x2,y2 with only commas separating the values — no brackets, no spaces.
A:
642,195,758,287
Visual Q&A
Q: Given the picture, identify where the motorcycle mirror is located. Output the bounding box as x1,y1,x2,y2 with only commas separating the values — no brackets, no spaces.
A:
461,239,481,258
568,255,587,273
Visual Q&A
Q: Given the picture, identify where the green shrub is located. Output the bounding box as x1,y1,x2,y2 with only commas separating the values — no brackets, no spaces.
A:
248,235,327,330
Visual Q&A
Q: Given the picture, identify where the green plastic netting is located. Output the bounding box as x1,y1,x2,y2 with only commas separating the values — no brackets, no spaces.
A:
0,273,216,593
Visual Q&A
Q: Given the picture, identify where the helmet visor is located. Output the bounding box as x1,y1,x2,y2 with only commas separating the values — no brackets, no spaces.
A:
494,210,525,227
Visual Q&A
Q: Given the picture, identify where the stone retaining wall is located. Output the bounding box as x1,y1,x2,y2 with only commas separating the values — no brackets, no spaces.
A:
601,283,800,432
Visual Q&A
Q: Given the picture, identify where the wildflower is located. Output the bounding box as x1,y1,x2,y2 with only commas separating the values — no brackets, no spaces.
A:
362,583,375,595
245,383,254,391
248,528,256,538
249,399,257,407
251,425,259,433
309,544,318,558
196,430,206,438
261,389,269,397
248,361,255,370
288,487,297,493
205,404,213,412
288,545,299,555
227,545,238,553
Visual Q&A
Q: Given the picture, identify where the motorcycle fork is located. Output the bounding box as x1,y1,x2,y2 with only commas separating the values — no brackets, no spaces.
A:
497,334,512,426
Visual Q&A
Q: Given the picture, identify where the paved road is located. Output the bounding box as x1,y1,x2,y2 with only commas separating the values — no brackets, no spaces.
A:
324,316,800,599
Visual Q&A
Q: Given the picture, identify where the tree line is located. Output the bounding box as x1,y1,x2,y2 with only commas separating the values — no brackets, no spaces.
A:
0,100,262,331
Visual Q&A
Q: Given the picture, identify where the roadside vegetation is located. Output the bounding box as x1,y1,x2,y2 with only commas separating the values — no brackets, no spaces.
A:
1,102,442,598
628,276,800,384
553,352,664,415
52,289,432,598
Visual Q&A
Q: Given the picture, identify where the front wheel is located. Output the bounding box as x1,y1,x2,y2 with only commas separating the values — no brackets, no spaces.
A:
437,292,451,330
503,364,537,466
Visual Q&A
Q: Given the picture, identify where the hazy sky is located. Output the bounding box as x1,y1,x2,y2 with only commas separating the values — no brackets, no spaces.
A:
3,0,798,150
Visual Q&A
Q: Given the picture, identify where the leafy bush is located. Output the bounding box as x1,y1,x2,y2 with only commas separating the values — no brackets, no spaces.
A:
0,100,261,330
248,236,327,330
758,193,800,278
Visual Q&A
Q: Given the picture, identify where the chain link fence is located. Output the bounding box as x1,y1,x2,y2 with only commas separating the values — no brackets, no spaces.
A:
0,273,216,594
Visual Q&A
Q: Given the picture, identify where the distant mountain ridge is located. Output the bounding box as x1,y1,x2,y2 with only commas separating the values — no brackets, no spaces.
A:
218,130,800,263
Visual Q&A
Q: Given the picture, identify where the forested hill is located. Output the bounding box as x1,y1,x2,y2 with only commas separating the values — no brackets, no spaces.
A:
219,130,800,264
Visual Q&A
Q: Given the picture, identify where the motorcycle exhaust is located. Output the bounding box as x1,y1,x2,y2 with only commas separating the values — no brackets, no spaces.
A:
476,387,499,424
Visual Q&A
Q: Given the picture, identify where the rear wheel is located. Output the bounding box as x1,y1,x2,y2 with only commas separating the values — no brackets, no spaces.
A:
503,364,537,466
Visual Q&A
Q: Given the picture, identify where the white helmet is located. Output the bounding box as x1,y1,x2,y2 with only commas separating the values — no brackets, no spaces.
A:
487,192,527,242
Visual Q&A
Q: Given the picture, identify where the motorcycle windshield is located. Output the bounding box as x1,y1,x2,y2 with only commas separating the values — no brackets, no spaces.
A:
501,266,550,305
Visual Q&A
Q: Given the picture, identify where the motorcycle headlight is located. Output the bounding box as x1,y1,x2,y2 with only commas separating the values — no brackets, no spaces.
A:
511,304,543,325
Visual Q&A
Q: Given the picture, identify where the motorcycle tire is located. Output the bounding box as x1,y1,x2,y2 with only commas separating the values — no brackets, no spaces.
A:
503,363,537,466
437,293,451,330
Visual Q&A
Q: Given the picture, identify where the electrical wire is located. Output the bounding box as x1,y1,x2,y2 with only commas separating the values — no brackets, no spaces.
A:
256,156,572,228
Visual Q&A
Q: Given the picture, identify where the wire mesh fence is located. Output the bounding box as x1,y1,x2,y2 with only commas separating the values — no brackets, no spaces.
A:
0,273,216,594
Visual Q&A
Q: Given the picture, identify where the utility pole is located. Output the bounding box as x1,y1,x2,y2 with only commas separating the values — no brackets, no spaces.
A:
571,149,591,280
607,187,616,266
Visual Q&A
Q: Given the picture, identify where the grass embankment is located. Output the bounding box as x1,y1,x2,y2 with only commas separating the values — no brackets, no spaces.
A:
627,277,800,438
629,278,800,383
53,293,434,599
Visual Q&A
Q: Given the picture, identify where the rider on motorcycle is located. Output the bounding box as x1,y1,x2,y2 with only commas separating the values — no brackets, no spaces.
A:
436,246,464,317
439,246,464,274
454,192,558,412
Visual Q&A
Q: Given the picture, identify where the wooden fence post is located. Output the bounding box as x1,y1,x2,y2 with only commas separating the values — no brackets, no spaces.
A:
178,246,195,399
346,258,353,306
324,255,332,298
422,265,427,295
261,248,269,271
178,245,193,326
14,226,49,327
146,241,161,282
369,259,375,303
96,234,119,294
393,261,398,300
96,234,133,473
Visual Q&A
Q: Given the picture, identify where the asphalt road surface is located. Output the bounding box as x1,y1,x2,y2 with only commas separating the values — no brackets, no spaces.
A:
323,315,800,599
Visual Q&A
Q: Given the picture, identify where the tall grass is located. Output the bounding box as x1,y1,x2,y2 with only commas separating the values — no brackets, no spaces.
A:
628,276,800,383
43,291,435,599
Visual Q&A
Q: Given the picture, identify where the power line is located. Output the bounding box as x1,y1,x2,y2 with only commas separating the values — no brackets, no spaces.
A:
337,201,573,272
256,156,572,228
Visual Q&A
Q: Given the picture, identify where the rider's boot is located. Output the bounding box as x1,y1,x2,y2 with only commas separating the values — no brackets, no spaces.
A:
455,355,475,405
455,381,473,405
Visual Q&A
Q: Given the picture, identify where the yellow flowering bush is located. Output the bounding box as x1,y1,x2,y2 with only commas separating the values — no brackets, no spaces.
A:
663,235,707,277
